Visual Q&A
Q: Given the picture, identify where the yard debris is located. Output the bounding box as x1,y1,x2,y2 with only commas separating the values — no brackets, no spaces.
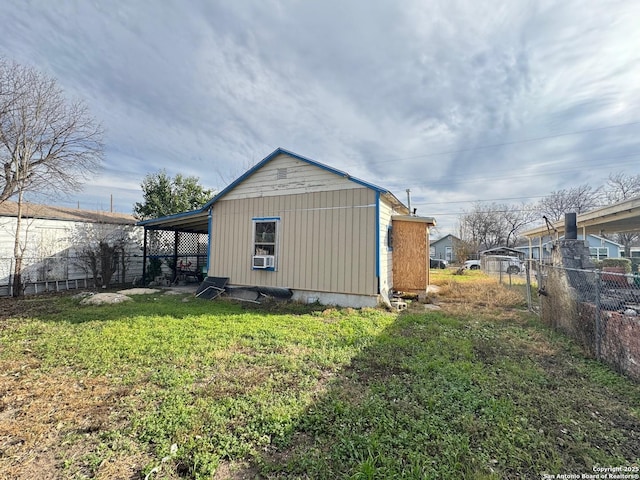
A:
144,443,178,480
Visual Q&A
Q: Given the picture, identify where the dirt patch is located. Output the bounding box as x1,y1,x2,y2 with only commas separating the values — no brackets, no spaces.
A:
0,294,65,321
0,358,150,479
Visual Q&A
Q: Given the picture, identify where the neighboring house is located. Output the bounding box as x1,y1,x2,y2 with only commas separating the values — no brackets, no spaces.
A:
430,234,461,264
0,201,143,292
515,234,623,261
139,148,436,307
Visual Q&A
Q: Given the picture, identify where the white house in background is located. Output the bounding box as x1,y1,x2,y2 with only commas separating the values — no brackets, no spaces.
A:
0,201,143,293
515,234,624,261
139,148,436,307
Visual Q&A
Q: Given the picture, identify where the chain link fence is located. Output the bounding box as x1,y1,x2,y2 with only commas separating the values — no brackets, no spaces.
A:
526,261,640,381
0,254,143,297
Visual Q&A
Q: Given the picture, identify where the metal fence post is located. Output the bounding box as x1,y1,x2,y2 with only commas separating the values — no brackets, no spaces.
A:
536,261,543,318
594,270,601,358
525,260,532,311
8,257,13,297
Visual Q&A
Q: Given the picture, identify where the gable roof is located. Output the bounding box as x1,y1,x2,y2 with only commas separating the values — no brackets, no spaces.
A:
0,201,136,225
138,148,408,231
431,234,460,245
201,147,407,210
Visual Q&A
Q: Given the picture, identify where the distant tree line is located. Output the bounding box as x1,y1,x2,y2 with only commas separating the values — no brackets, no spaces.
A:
458,173,640,258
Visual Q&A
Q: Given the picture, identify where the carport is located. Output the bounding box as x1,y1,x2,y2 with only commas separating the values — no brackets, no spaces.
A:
137,209,211,285
521,196,640,258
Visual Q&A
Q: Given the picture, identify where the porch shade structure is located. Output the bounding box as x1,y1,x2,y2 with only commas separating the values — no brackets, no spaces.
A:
137,209,210,285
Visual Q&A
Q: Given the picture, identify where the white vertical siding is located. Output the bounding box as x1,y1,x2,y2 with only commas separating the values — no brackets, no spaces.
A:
0,217,143,285
378,197,395,297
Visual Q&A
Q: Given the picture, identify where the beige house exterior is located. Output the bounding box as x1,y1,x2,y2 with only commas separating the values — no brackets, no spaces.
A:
139,148,435,307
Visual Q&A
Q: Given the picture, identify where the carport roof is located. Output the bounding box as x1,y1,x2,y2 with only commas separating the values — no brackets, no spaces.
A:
136,208,209,233
522,196,640,238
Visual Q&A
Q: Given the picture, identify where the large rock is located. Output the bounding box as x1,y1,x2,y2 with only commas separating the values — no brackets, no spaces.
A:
81,293,132,305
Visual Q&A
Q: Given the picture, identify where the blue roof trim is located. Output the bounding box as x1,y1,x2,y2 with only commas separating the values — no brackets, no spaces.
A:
136,208,205,226
137,148,407,227
202,147,391,210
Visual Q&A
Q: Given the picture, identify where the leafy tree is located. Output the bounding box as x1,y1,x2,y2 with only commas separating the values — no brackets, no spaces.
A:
134,170,213,220
0,58,103,296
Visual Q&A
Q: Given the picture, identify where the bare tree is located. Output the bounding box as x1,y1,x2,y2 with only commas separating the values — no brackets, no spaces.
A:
503,202,537,248
535,184,601,222
604,172,640,204
602,172,640,256
452,236,479,263
70,223,137,288
0,58,103,296
459,202,533,251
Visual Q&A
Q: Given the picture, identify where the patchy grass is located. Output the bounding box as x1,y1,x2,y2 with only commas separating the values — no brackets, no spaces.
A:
1,281,639,479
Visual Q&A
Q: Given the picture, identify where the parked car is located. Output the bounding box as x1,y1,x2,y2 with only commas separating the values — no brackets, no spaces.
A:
464,257,523,273
463,259,481,270
485,255,522,274
430,257,448,269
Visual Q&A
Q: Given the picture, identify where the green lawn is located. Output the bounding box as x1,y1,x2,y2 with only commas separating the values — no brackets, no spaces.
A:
1,281,639,479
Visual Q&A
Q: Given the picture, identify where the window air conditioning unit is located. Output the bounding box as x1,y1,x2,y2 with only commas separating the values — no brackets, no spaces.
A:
252,255,275,269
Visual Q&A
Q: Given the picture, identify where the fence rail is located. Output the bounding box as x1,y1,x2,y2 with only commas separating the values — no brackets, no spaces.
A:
0,255,144,297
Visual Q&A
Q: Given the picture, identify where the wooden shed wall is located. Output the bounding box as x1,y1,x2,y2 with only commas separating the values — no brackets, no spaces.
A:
392,219,429,292
209,188,378,295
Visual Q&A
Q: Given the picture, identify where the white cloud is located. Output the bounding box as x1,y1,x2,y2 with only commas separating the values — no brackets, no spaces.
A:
1,0,639,233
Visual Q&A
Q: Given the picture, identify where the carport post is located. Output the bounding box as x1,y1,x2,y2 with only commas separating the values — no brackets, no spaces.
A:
142,228,148,285
173,231,179,281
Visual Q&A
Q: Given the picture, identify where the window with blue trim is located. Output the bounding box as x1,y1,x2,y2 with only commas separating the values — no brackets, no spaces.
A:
387,225,393,250
252,217,280,271
254,220,277,255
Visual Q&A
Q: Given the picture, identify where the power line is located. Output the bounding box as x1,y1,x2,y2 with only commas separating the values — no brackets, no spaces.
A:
380,152,640,190
416,195,548,206
347,120,640,167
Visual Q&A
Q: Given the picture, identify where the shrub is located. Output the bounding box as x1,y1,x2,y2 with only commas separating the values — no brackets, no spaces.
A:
600,258,631,273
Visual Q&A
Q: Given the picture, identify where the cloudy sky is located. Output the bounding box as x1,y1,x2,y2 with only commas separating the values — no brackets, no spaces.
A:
1,0,639,234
